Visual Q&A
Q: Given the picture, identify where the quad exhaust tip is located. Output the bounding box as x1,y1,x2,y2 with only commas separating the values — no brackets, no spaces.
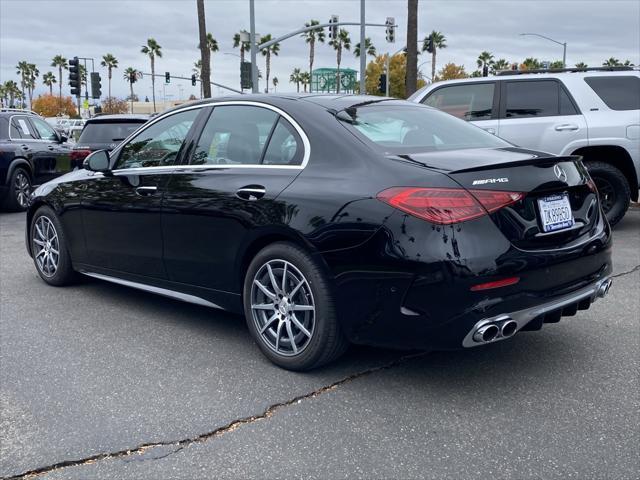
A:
473,324,500,343
472,317,517,344
597,278,612,299
501,320,518,338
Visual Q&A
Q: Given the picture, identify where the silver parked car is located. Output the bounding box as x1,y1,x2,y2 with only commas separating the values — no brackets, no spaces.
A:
410,68,640,225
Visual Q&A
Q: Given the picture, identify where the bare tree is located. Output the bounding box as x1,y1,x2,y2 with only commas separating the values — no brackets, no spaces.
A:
196,0,211,98
405,0,419,96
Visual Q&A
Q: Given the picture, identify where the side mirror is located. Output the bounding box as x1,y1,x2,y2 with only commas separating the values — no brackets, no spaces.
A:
58,133,68,143
84,150,111,173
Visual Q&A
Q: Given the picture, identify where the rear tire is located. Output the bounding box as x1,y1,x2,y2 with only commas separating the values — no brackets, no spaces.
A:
30,206,77,286
243,242,348,371
3,167,31,211
586,161,630,227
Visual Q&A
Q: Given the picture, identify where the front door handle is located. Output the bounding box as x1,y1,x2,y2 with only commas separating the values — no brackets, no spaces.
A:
483,127,496,135
236,185,266,201
47,145,55,151
135,186,158,196
555,124,579,131
20,144,30,151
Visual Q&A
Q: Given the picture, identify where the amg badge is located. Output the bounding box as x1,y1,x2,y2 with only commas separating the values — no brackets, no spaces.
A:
472,177,509,185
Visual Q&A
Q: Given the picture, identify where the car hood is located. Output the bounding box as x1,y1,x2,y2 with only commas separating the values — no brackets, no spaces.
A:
390,147,574,173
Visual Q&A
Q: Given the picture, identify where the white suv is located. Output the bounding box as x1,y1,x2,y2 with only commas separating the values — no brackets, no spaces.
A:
410,68,640,226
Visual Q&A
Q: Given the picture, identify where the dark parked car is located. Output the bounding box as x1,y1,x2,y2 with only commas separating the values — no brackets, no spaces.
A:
70,114,149,164
0,110,75,211
26,95,613,370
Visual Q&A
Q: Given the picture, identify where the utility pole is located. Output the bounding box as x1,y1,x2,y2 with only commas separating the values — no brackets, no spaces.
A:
250,0,259,93
359,0,366,94
405,0,418,96
197,0,212,98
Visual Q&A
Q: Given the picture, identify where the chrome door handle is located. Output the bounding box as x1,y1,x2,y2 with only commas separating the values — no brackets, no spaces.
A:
555,124,579,131
236,186,266,201
483,127,496,135
20,145,30,151
135,186,158,196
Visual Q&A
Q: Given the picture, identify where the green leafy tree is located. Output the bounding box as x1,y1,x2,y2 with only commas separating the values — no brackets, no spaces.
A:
575,62,588,69
51,55,67,104
100,53,119,98
602,57,621,66
329,29,351,93
491,58,510,74
123,67,143,113
141,38,162,112
365,54,426,98
477,51,494,73
623,59,635,66
290,68,303,92
354,37,377,58
549,60,564,69
423,31,447,82
521,57,540,70
437,63,468,81
204,33,219,80
2,80,21,107
301,20,325,92
42,71,56,95
272,76,279,92
260,34,280,93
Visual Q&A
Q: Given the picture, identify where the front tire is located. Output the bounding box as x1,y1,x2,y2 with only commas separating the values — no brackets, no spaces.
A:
586,161,630,227
30,206,77,286
243,242,348,371
3,167,31,211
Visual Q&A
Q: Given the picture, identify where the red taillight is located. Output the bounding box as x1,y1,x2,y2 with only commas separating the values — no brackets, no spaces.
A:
70,149,91,162
470,276,520,291
376,187,524,225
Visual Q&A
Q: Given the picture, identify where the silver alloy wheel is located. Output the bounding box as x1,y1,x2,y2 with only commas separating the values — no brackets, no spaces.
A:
250,259,315,356
14,171,31,208
33,216,60,278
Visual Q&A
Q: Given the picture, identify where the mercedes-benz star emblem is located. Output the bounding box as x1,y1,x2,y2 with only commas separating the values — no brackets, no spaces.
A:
554,164,567,182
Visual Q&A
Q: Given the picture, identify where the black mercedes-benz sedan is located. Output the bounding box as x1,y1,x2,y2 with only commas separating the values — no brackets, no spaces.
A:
25,95,613,370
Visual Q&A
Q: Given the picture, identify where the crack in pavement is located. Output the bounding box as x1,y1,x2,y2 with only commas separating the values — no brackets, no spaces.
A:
611,264,640,279
3,352,428,480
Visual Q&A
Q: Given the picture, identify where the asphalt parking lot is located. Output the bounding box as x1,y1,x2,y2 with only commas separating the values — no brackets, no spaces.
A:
1,208,638,479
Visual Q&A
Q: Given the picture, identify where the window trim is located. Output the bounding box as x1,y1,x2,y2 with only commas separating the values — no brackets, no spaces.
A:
109,101,311,173
422,81,500,120
8,115,45,142
498,78,581,119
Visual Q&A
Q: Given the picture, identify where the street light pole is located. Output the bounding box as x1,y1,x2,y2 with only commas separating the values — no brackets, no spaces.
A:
249,0,258,93
520,33,568,68
360,0,366,94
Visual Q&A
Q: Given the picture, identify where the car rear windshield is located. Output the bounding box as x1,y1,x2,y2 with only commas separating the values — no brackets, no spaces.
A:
78,121,144,143
584,76,640,111
337,103,510,154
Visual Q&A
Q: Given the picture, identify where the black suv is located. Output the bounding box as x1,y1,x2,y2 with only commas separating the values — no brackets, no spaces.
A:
71,114,148,164
0,109,75,211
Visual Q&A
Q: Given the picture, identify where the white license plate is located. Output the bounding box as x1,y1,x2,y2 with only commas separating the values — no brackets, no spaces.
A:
537,193,575,233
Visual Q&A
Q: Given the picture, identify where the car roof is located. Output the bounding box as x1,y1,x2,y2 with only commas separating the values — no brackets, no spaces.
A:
86,114,149,123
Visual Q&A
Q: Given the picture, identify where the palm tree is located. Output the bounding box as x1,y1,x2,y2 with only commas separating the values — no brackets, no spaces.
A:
423,31,447,81
123,67,142,113
477,51,494,74
623,59,635,67
4,80,21,107
300,71,311,93
354,37,376,58
23,64,39,109
521,57,540,70
100,53,119,98
51,55,67,105
193,60,203,98
405,0,418,96
42,72,56,95
232,32,250,64
141,38,162,112
549,60,564,69
260,34,280,93
272,77,279,92
575,62,588,69
301,20,325,93
491,58,510,74
16,61,30,107
290,68,303,92
602,57,621,67
329,29,351,93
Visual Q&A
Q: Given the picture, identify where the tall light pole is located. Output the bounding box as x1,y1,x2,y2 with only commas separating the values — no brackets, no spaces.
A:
359,0,366,94
520,33,567,68
249,0,259,93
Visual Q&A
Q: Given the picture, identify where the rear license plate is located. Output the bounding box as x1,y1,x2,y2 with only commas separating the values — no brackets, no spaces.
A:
537,193,575,233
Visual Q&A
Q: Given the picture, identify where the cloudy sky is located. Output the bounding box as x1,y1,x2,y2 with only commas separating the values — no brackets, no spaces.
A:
1,0,638,100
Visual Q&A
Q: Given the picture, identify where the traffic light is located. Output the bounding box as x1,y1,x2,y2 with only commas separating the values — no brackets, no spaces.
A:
385,17,395,43
69,57,81,97
425,35,434,53
378,74,387,94
240,62,252,89
90,72,102,98
328,15,339,39
191,74,197,87
165,72,171,84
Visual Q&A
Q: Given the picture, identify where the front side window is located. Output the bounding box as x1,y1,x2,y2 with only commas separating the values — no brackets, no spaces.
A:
338,104,510,154
504,80,574,118
584,76,640,111
423,83,495,120
10,116,37,140
30,117,59,141
114,109,199,170
191,106,279,165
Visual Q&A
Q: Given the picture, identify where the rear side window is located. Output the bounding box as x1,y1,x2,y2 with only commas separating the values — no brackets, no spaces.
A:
10,116,37,140
262,118,304,166
423,83,495,120
504,80,577,118
79,122,144,144
584,76,640,111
